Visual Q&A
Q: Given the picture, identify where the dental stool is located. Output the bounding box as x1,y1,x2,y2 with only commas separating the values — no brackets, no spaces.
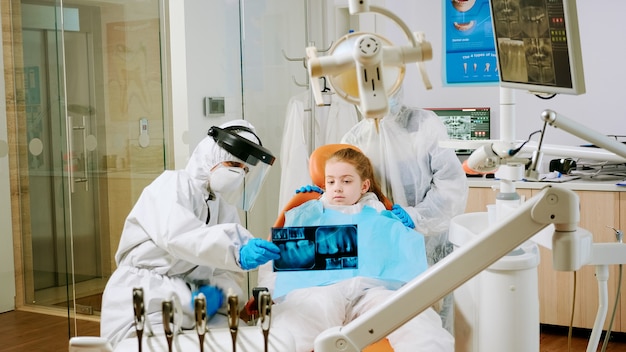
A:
272,143,394,352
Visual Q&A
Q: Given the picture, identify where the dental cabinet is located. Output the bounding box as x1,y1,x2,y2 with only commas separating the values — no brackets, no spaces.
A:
465,179,626,332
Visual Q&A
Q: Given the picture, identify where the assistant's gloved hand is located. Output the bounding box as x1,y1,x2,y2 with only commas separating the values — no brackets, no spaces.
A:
391,204,415,229
295,185,324,194
191,285,224,317
239,238,281,270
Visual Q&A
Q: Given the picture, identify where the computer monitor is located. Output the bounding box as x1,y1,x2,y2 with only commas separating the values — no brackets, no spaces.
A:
489,0,585,95
426,107,491,155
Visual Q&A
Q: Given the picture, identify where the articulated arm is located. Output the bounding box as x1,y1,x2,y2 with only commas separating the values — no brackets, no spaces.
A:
315,186,587,351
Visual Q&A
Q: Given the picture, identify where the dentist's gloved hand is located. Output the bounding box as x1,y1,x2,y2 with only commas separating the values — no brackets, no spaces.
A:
191,285,224,317
295,185,324,194
391,204,415,229
239,238,281,270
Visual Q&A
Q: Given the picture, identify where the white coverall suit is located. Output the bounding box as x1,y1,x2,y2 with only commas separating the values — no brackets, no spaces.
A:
100,131,257,347
341,103,469,333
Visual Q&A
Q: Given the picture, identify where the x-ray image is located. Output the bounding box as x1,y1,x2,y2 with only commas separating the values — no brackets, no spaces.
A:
272,225,358,271
491,0,557,85
440,115,472,140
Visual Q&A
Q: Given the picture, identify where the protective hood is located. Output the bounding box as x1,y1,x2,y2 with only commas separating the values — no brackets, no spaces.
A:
184,121,252,195
185,119,275,211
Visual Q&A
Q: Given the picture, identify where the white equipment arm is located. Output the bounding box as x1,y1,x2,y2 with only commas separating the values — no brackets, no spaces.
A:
315,186,591,351
541,109,626,160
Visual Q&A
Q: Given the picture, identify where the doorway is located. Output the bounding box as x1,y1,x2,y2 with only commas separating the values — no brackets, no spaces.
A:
6,0,169,322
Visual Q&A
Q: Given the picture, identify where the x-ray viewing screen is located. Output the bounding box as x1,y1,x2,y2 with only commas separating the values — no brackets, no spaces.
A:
271,225,358,272
489,0,585,95
426,107,491,155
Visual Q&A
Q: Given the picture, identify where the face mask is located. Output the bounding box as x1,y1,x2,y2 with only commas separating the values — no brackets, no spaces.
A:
209,166,245,194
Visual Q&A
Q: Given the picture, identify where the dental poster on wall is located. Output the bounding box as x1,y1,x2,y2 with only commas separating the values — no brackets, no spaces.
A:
271,225,358,272
444,0,499,85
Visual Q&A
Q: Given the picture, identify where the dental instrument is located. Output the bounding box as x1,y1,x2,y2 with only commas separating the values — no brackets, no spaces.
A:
162,300,174,352
258,291,272,352
132,288,145,352
228,291,239,352
194,293,207,352
108,286,297,351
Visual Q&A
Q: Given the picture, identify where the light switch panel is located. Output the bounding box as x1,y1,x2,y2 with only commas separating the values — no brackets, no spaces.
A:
204,97,225,116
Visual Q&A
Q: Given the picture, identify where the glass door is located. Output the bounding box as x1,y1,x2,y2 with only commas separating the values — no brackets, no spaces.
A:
22,5,102,310
6,0,169,332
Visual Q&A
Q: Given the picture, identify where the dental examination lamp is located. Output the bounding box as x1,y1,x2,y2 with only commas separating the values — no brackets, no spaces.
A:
305,0,433,119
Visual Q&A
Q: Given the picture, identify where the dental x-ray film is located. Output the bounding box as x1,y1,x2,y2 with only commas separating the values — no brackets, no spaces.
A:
271,225,358,272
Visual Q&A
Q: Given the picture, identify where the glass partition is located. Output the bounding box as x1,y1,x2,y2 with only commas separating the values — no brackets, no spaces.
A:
3,0,168,335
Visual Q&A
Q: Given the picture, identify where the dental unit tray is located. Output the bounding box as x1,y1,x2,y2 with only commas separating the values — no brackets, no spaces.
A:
113,326,295,351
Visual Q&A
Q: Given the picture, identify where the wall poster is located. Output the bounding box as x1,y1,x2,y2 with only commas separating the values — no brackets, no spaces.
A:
444,0,499,85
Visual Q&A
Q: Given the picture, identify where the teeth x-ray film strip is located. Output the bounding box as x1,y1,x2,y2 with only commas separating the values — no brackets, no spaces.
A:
271,225,358,272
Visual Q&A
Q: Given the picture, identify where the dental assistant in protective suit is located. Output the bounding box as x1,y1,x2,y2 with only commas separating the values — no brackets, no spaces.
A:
100,120,280,347
340,88,468,333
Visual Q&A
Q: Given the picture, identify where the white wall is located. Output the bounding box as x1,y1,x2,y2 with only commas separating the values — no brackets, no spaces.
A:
169,0,246,169
168,0,308,236
382,1,626,153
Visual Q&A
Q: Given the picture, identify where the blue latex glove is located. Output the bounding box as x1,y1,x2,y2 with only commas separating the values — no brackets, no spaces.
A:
295,185,324,194
239,238,281,270
391,204,415,229
191,285,224,317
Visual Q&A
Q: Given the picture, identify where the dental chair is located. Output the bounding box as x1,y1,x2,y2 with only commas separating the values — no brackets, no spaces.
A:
271,143,394,352
69,144,395,352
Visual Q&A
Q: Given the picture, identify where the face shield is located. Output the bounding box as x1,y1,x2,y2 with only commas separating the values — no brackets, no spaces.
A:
207,125,275,211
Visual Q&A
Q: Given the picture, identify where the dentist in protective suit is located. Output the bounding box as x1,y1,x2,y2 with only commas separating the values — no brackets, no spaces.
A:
101,120,280,347
341,88,468,333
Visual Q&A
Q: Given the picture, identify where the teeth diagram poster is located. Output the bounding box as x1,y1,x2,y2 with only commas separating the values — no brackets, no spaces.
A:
271,225,358,272
444,0,499,85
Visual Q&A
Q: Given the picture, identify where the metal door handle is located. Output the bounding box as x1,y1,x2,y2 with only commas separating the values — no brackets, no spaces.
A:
66,115,75,193
72,115,89,191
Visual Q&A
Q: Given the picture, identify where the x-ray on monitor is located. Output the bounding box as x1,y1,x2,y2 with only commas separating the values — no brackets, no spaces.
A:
489,0,585,95
426,107,491,155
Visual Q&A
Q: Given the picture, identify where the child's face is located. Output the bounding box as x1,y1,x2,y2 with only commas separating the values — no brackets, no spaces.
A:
325,160,370,205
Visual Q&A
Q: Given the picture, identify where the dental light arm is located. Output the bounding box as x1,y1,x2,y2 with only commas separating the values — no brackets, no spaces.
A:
541,109,626,161
306,0,432,119
315,186,591,351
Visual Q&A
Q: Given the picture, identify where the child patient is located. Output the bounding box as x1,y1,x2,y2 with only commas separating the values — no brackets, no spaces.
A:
259,147,454,352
